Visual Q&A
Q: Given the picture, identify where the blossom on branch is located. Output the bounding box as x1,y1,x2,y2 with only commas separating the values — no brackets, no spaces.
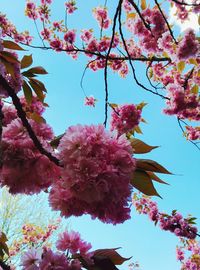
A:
49,124,136,224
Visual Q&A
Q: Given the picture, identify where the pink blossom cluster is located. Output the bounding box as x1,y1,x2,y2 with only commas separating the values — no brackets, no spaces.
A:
93,7,111,29
84,95,96,107
122,0,133,13
133,194,198,239
177,30,199,61
9,220,60,257
110,104,142,136
176,238,200,270
25,2,38,20
171,1,200,21
25,0,52,22
0,97,60,195
88,54,129,77
21,229,92,270
164,84,200,121
65,0,77,14
185,126,200,141
49,124,136,224
22,222,59,245
2,96,45,127
0,12,32,43
0,45,23,98
56,230,92,255
127,8,167,53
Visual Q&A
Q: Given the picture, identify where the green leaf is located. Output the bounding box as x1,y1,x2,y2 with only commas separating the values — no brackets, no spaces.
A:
21,54,33,69
136,159,172,174
146,171,169,185
2,40,25,50
93,249,131,265
131,170,161,197
27,66,48,74
130,138,158,154
23,80,33,104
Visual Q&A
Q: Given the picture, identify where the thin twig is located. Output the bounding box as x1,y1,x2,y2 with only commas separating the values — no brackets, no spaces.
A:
80,60,97,97
33,19,46,47
171,0,200,6
0,75,61,166
103,0,123,127
127,0,152,33
5,35,172,63
177,117,200,151
118,6,169,100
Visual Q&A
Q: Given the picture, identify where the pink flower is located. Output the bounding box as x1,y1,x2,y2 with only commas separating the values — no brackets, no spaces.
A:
49,124,135,224
65,1,77,14
21,248,41,270
0,50,23,98
177,29,199,60
64,30,76,44
25,2,38,20
41,28,51,40
80,29,93,43
56,230,92,255
93,7,111,29
39,249,69,269
50,38,63,51
186,126,200,141
110,104,142,135
84,96,96,107
0,119,60,194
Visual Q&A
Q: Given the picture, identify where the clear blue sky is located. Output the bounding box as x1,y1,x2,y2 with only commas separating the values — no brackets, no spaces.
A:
1,1,199,269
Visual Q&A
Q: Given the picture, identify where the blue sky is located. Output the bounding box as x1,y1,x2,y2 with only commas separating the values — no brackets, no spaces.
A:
1,1,200,269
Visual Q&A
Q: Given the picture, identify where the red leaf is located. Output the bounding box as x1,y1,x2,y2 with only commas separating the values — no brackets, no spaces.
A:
131,170,161,197
93,248,131,265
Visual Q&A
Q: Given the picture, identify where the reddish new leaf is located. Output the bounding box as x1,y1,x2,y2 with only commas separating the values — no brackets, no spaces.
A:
2,40,25,50
27,66,48,74
27,112,46,124
23,80,33,104
147,171,169,185
29,79,45,102
0,51,19,64
131,170,161,197
29,78,47,92
130,138,158,154
93,248,131,265
136,159,171,174
21,54,33,69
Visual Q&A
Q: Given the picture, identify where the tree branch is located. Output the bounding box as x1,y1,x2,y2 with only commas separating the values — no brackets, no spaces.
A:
171,0,200,6
118,6,170,100
103,0,123,127
0,75,61,166
154,0,178,44
127,0,152,33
